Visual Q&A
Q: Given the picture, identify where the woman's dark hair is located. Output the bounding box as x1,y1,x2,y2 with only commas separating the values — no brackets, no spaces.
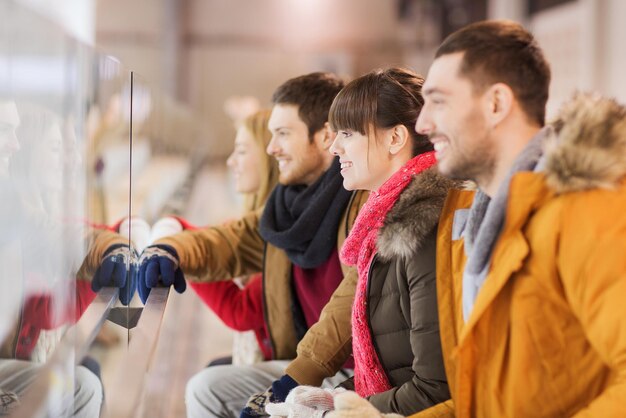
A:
329,67,432,156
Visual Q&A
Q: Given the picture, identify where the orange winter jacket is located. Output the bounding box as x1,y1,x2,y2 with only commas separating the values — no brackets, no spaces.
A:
412,94,626,418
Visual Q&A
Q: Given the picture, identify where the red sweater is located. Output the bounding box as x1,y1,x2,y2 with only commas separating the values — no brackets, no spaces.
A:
189,274,272,360
176,216,272,360
183,219,349,366
292,248,354,369
17,280,96,359
292,247,343,329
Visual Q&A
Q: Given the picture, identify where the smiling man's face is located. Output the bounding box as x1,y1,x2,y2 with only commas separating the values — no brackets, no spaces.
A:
416,52,496,182
266,104,331,186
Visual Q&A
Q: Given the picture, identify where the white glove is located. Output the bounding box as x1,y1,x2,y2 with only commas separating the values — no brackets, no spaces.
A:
325,391,404,418
265,386,345,418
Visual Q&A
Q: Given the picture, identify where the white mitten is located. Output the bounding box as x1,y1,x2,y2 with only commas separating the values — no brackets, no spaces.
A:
265,385,345,418
286,385,341,410
150,216,183,243
265,401,325,418
326,391,404,418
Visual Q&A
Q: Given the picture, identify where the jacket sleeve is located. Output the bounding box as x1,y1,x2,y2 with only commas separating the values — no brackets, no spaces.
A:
189,274,264,331
284,266,357,385
407,399,455,418
75,227,129,282
156,208,265,282
368,232,450,415
559,195,626,417
284,191,369,386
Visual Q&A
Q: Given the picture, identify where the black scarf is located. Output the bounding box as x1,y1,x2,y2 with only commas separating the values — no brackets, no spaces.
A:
260,158,352,269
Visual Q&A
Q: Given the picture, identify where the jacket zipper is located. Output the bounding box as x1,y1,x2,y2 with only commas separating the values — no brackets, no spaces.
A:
366,253,392,383
260,243,275,359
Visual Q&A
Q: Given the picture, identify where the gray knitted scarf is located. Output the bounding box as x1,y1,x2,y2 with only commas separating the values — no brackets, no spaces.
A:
462,127,550,321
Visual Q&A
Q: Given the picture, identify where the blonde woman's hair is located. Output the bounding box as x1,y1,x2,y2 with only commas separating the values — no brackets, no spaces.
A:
240,109,279,211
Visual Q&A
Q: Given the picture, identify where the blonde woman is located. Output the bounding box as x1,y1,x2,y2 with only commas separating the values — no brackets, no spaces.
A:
169,109,278,365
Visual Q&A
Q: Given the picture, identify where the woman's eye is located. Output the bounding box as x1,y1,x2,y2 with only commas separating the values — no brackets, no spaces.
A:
340,130,352,138
430,97,444,105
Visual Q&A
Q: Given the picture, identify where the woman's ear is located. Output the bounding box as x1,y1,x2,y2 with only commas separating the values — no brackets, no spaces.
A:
388,124,410,155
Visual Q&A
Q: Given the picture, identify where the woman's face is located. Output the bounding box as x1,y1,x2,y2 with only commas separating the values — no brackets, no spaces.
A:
227,126,263,194
330,127,395,192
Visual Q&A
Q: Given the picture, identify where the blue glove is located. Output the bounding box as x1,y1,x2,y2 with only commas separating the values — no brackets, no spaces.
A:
240,375,298,417
137,244,186,304
91,244,137,306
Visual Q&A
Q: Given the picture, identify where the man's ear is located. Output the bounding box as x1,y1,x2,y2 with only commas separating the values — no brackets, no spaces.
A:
388,124,410,156
484,83,514,127
318,122,335,150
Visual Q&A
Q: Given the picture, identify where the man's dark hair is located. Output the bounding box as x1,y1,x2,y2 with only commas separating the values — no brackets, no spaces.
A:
271,72,345,140
436,20,551,126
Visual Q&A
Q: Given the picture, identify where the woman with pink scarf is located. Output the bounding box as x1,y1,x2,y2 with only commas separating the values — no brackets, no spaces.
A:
265,68,454,417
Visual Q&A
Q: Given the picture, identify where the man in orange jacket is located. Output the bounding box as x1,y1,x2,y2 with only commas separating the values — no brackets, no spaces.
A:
407,20,626,418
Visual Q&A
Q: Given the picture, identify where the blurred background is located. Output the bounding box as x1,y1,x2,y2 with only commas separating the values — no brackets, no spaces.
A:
1,0,625,416
17,0,626,158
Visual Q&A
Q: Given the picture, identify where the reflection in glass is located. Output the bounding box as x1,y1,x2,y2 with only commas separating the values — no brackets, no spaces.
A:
0,2,132,416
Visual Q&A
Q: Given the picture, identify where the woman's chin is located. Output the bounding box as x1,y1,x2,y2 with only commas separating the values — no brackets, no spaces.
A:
341,178,358,191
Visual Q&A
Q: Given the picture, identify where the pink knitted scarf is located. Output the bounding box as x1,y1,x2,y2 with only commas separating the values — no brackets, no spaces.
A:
340,152,436,397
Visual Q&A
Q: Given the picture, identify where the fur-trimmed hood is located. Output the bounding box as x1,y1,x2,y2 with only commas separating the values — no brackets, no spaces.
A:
544,92,626,194
377,168,458,260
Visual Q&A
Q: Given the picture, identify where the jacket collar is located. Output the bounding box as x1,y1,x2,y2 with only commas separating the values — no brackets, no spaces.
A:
543,93,626,193
460,93,626,337
460,172,551,339
377,167,457,260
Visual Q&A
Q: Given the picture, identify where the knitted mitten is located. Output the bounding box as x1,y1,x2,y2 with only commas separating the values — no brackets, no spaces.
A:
264,402,326,418
265,385,343,417
240,375,299,418
91,244,138,305
326,391,404,418
0,389,19,415
287,385,340,409
137,244,185,303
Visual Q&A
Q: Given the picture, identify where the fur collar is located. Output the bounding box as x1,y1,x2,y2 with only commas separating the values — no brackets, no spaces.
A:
544,93,626,193
377,167,457,260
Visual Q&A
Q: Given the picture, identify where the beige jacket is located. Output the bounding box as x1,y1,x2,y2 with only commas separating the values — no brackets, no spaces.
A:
159,190,368,385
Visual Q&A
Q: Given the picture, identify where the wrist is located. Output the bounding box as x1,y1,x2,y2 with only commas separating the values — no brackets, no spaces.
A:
271,374,299,402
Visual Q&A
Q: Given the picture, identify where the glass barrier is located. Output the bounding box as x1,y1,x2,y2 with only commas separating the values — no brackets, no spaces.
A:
0,1,203,415
0,1,133,416
101,72,171,418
